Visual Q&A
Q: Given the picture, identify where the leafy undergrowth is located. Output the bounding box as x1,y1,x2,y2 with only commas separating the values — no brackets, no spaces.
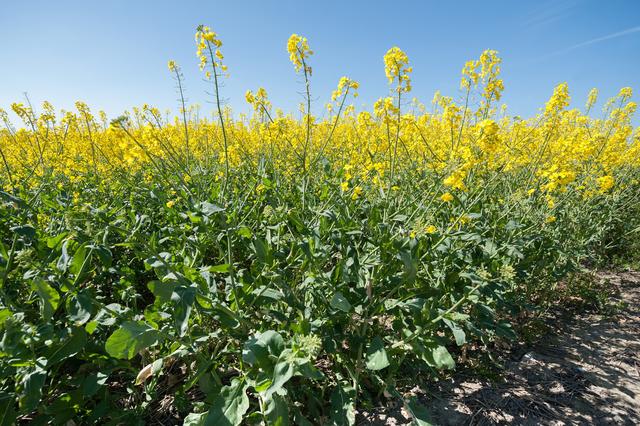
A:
0,25,639,426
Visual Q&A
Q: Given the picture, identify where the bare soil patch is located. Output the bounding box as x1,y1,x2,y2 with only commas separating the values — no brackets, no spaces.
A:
359,270,640,425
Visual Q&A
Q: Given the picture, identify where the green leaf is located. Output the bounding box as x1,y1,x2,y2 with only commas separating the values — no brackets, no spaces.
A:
47,232,67,249
209,264,231,273
428,345,455,370
199,201,224,217
19,362,46,412
204,378,249,426
365,336,390,370
237,226,252,239
406,396,433,426
0,392,16,426
183,412,206,426
330,292,351,313
67,290,95,325
242,330,284,368
330,384,356,426
31,279,60,321
264,394,289,426
264,350,295,398
56,240,71,272
11,225,35,239
442,318,466,346
91,245,113,268
105,321,161,359
174,286,195,337
70,244,90,276
148,280,178,302
48,327,87,365
253,238,271,264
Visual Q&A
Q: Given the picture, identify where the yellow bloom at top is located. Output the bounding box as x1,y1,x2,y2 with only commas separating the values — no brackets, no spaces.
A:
586,88,598,110
383,46,412,92
597,175,615,192
167,60,177,72
545,82,570,117
331,77,359,102
287,34,313,73
352,186,363,200
441,192,454,202
444,170,466,191
195,25,224,73
425,225,438,234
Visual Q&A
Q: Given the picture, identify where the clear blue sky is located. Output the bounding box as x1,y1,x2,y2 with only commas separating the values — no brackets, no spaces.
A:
1,0,639,124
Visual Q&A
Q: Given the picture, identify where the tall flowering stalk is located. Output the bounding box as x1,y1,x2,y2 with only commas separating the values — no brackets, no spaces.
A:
287,34,314,172
383,46,412,184
168,60,191,166
196,25,231,194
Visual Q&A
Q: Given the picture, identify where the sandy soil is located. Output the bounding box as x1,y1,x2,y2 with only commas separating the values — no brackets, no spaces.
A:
359,270,640,425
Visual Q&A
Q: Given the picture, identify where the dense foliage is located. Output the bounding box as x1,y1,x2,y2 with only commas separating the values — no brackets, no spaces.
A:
0,27,638,424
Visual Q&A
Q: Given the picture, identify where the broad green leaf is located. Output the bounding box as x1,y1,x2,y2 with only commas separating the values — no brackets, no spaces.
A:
365,336,390,370
70,244,90,276
237,226,252,239
406,396,433,426
242,330,284,367
330,292,351,313
0,392,15,426
442,318,466,346
48,327,87,365
47,232,67,249
253,238,271,264
91,245,113,268
183,412,206,426
264,350,295,398
200,201,224,217
105,321,161,359
31,279,60,321
67,290,95,325
56,240,71,272
174,286,196,337
429,345,455,370
204,378,249,426
19,362,46,412
209,263,231,273
264,394,289,426
11,225,35,239
148,280,179,303
330,384,355,426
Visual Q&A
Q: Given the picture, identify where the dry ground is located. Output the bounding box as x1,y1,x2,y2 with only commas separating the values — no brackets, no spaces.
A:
359,270,640,425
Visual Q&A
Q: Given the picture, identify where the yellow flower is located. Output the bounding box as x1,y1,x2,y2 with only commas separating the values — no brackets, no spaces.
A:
166,200,176,208
597,175,615,192
340,181,349,191
352,186,363,200
383,46,411,92
287,34,313,73
425,225,437,234
441,192,454,202
167,60,177,72
545,215,556,223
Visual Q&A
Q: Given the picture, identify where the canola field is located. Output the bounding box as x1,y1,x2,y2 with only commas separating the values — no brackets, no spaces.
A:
0,26,639,424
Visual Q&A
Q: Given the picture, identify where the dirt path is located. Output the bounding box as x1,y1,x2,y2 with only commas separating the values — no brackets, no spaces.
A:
361,271,640,425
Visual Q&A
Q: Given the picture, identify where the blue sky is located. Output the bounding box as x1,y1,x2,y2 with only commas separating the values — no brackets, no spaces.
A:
1,0,639,124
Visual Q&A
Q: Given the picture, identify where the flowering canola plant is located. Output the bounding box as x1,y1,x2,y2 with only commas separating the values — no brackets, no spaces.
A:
0,26,639,425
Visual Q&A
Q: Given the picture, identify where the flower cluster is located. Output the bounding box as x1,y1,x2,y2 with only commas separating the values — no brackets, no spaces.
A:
383,46,412,92
287,33,313,74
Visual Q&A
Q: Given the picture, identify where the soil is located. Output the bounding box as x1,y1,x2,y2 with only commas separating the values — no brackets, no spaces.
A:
358,270,640,425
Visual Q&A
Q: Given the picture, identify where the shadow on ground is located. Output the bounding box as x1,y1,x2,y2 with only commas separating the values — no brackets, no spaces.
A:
359,271,640,425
